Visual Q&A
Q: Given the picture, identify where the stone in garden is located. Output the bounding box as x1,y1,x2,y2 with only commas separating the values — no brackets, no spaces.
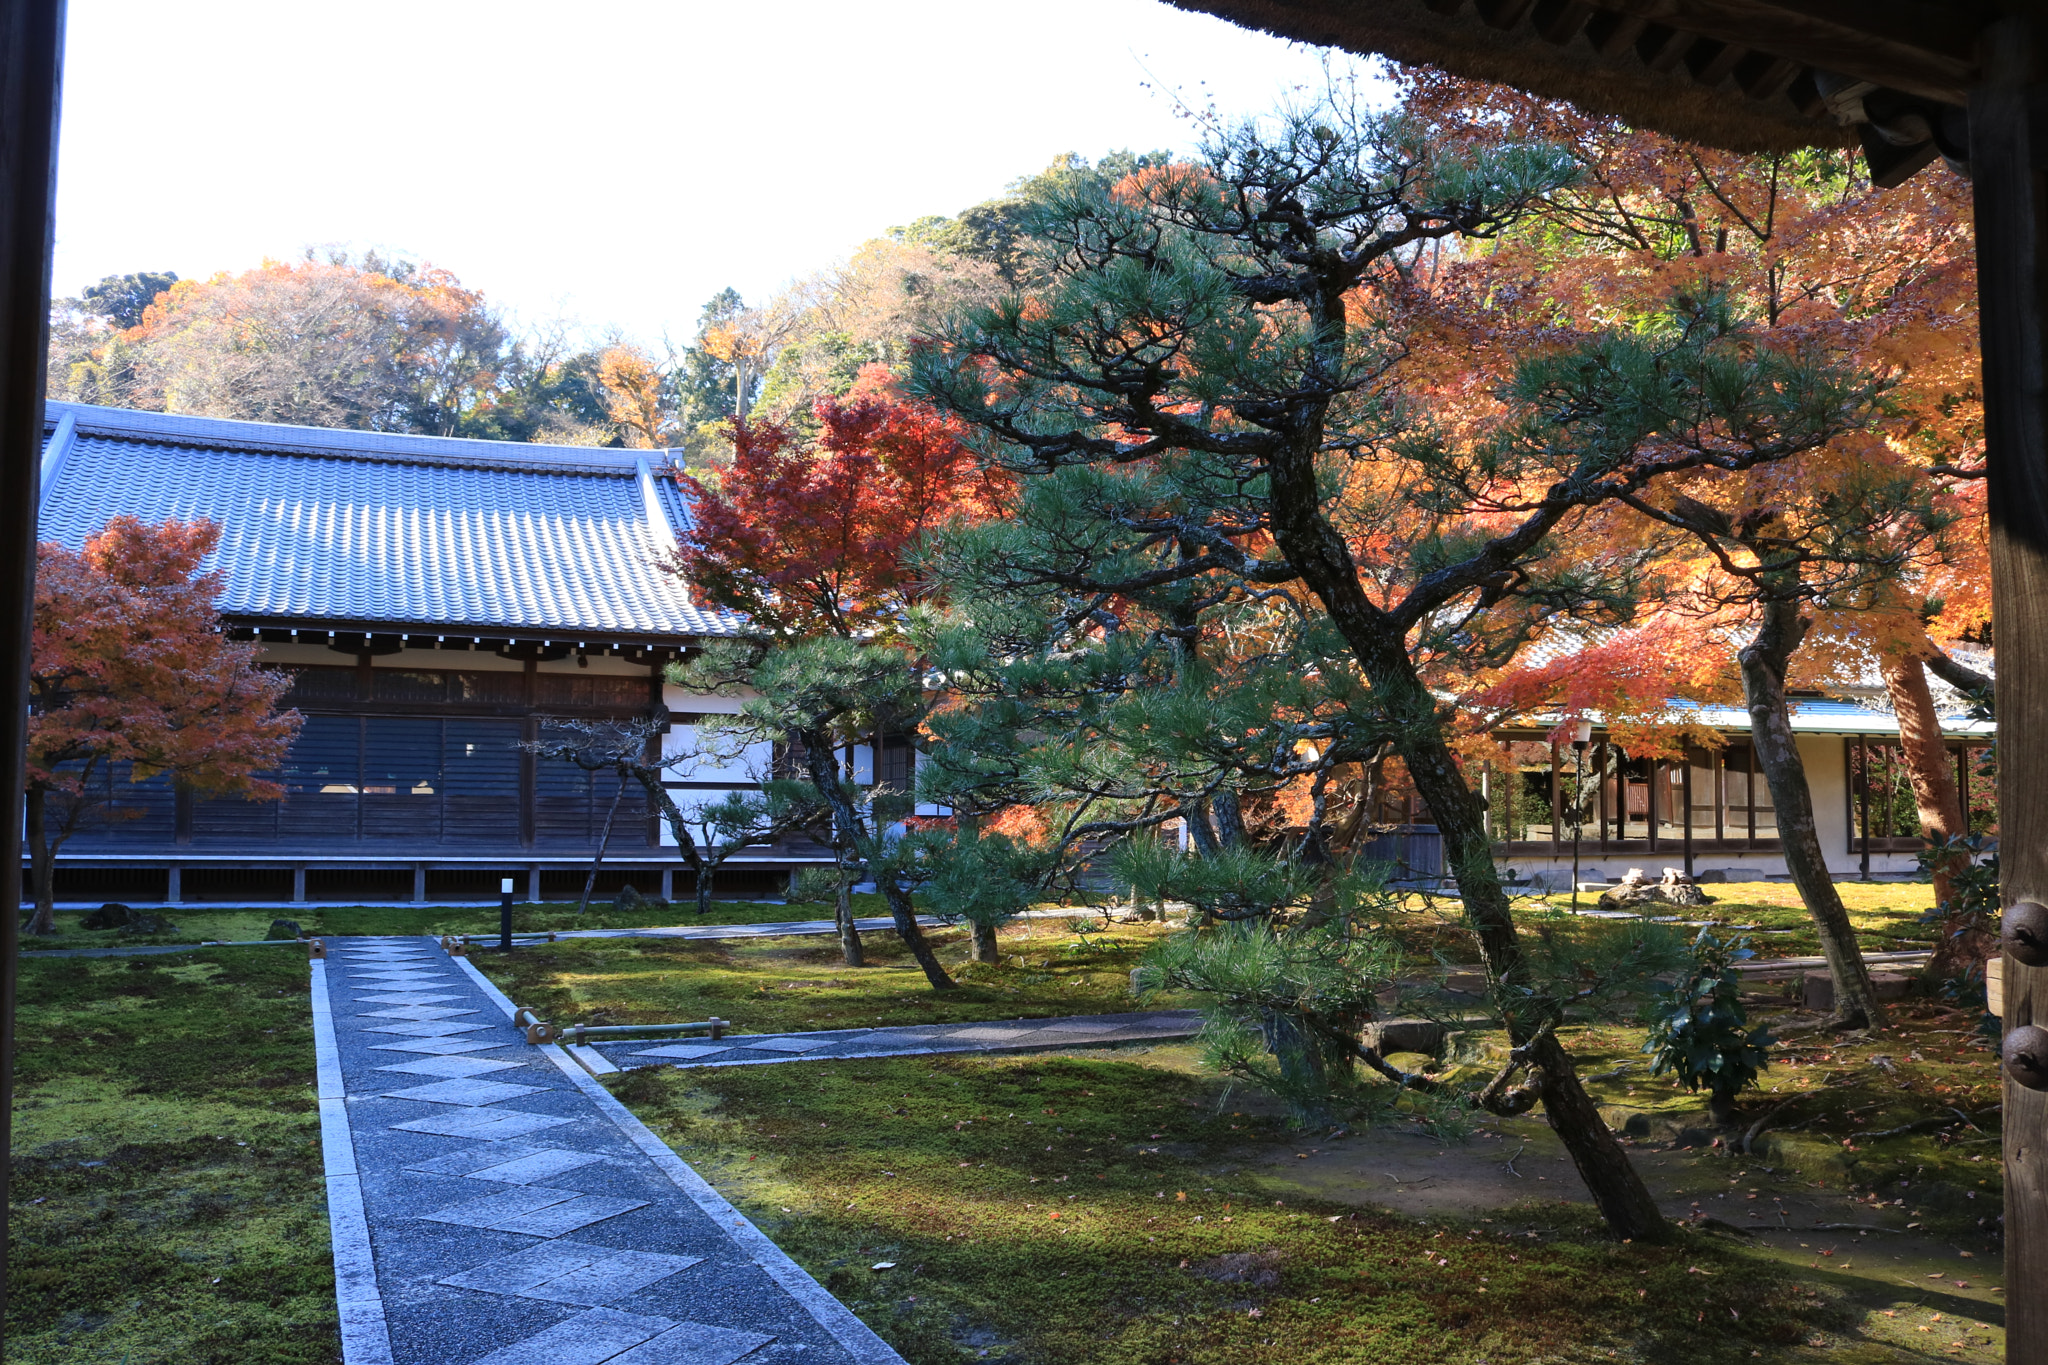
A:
80,902,133,930
1595,867,1707,910
1364,1019,1445,1057
612,884,662,913
80,902,177,934
267,918,303,940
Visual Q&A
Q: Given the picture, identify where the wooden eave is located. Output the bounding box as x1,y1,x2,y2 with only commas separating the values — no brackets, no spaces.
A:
1169,0,1982,180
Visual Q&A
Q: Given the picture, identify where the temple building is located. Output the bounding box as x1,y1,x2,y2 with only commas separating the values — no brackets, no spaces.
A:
33,401,836,906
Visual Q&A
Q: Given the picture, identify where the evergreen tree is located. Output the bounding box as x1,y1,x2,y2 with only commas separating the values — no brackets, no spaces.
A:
910,85,1876,1241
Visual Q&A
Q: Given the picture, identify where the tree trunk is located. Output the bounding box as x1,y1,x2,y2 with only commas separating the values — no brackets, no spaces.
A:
577,770,627,916
881,875,955,989
970,918,1000,964
1739,601,1884,1029
694,860,718,917
1708,1088,1738,1128
25,784,54,937
800,727,870,968
1882,652,1988,976
1402,722,1670,1242
634,773,708,912
834,865,865,967
1261,450,1671,1242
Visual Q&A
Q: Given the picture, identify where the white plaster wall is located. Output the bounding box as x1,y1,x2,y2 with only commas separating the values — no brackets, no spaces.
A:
662,684,750,716
655,788,757,846
662,724,772,783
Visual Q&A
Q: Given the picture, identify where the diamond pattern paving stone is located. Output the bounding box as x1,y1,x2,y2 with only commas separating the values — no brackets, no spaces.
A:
440,1241,702,1305
367,1035,508,1055
383,1077,546,1106
1039,1020,1118,1033
948,1027,1035,1041
451,1190,648,1237
403,1141,566,1178
353,993,465,1005
612,1322,777,1365
357,1020,497,1037
467,1148,610,1184
373,1055,521,1079
730,1037,831,1053
392,1109,574,1140
359,1005,480,1020
629,1043,732,1059
470,1306,676,1365
494,1194,649,1237
420,1184,585,1228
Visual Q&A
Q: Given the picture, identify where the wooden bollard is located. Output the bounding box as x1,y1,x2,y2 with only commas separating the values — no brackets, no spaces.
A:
306,938,326,960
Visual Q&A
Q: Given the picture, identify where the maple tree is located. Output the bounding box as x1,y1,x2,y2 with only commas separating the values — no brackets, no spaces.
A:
25,517,300,935
668,372,1001,981
1400,74,1986,1009
910,84,1882,1241
672,366,1002,638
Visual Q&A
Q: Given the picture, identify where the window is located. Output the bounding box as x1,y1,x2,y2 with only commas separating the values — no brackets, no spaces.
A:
1848,736,1996,852
1488,735,1781,853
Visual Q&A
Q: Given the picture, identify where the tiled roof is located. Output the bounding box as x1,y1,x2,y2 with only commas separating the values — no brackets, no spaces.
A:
1504,697,1992,742
37,402,742,640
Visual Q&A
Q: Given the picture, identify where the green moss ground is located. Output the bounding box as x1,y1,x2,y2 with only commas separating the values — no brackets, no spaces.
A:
470,918,1190,1034
19,895,877,952
4,948,337,1365
607,1049,1850,1365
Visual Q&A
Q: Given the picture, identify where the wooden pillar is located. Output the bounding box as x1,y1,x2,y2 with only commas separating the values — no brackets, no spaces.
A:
1857,736,1872,881
1548,741,1562,853
526,865,541,903
0,0,66,1315
1972,20,2048,1359
165,866,181,904
1681,749,1694,879
291,866,306,903
412,864,426,903
1596,740,1609,852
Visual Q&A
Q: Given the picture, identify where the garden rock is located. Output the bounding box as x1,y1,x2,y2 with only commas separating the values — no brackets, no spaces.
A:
612,884,665,914
266,918,303,940
1365,1019,1446,1057
1596,868,1707,910
80,903,177,934
1802,970,1917,1012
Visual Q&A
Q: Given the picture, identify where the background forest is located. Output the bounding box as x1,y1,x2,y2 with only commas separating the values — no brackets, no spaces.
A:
43,150,1170,471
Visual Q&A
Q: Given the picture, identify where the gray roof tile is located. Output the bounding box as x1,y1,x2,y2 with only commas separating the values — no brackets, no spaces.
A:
37,402,740,640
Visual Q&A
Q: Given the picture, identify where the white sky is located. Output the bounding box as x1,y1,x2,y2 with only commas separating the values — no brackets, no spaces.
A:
53,0,1363,343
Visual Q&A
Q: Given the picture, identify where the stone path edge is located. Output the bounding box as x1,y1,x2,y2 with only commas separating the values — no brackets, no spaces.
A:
592,1027,1206,1074
447,944,906,1365
309,957,396,1365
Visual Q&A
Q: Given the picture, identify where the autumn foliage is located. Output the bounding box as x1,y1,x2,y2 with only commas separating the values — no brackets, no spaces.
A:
26,516,301,931
671,366,1004,637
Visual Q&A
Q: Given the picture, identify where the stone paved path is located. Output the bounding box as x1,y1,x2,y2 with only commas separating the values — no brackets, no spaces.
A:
314,935,904,1365
566,1009,1205,1076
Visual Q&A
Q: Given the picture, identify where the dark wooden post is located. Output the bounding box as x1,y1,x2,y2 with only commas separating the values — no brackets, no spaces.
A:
1681,748,1694,879
1857,735,1871,881
1972,17,2048,1361
0,0,65,1327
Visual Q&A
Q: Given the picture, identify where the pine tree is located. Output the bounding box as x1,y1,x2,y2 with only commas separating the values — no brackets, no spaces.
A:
910,84,1877,1241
